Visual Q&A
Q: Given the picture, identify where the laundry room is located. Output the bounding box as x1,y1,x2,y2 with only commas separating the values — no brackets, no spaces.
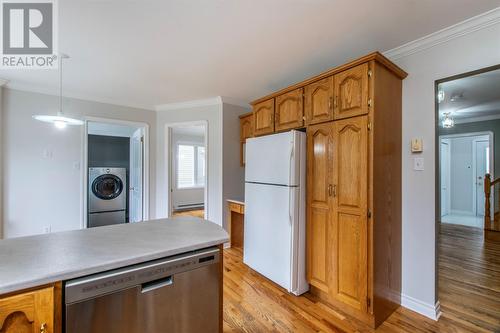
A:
86,120,147,228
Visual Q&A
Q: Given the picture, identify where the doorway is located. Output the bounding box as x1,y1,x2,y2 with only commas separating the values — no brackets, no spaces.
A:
83,119,149,228
166,122,208,219
439,133,492,228
435,64,500,330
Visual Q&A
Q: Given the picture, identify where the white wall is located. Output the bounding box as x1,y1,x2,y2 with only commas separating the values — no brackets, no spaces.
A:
156,103,223,225
389,20,500,316
0,87,4,238
222,103,249,230
1,88,157,238
171,130,205,209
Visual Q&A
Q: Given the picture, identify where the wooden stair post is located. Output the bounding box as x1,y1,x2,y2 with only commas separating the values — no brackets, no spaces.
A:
484,174,491,229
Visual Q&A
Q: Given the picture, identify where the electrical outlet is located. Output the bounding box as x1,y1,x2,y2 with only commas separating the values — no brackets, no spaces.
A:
43,226,51,234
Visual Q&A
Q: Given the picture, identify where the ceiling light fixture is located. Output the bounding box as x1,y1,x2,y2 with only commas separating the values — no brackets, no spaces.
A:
437,90,445,103
442,112,455,128
33,54,83,129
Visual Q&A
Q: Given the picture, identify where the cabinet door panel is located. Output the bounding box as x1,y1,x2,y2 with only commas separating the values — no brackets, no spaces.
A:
331,116,368,312
305,76,334,125
334,63,369,120
240,114,253,166
0,287,54,333
306,123,333,292
253,99,274,136
275,88,304,131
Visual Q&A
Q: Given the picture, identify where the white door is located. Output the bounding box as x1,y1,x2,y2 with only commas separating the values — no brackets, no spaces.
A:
129,129,144,222
244,182,292,290
440,140,450,217
475,140,489,216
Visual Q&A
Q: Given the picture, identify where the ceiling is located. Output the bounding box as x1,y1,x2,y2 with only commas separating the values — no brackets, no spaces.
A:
0,0,498,110
439,68,500,123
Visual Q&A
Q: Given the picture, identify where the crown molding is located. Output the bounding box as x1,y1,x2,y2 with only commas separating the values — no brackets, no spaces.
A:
4,82,155,110
384,7,500,60
155,97,223,111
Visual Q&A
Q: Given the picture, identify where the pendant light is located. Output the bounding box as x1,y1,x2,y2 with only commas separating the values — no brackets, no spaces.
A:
442,112,455,128
33,54,83,129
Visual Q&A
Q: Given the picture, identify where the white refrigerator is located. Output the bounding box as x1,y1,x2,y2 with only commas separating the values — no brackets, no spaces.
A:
244,130,309,295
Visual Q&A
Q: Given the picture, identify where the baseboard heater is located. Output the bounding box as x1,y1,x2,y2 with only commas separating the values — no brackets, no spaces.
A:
175,203,204,211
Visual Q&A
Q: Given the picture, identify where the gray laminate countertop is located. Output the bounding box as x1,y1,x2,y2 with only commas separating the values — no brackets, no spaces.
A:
0,218,228,295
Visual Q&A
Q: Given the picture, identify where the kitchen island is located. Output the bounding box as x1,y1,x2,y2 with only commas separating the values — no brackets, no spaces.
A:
0,218,228,333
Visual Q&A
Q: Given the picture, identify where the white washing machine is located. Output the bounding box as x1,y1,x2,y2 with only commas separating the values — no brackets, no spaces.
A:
88,167,127,228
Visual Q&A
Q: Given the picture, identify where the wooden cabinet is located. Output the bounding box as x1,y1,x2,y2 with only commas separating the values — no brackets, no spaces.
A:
239,112,253,166
227,200,245,249
333,63,369,120
250,53,406,327
253,99,274,136
275,88,304,131
330,116,368,312
305,76,334,125
0,284,60,333
306,122,333,292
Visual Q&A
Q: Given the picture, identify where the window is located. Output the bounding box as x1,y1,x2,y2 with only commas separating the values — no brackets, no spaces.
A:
177,144,205,188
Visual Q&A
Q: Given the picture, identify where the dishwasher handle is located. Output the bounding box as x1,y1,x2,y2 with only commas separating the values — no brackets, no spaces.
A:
141,275,173,293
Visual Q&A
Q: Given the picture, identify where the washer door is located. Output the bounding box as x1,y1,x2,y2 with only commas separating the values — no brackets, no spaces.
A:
92,174,124,200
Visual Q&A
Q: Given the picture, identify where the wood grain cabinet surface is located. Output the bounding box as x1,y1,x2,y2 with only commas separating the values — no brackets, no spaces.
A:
333,63,369,120
239,112,254,166
275,88,304,131
305,76,334,125
0,284,60,333
253,99,275,136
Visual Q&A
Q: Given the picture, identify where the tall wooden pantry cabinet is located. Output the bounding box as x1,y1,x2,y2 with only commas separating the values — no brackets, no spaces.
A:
247,52,406,328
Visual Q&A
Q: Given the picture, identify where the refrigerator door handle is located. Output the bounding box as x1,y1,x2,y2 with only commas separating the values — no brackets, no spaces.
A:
289,187,293,226
289,140,294,186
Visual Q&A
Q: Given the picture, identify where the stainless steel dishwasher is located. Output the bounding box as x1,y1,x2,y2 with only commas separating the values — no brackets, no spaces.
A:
65,247,221,333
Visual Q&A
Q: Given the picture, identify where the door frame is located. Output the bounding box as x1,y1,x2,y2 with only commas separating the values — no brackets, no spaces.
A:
164,120,209,219
438,131,494,218
81,117,150,229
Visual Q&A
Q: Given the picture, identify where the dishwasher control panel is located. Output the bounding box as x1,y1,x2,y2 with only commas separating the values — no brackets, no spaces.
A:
65,246,220,304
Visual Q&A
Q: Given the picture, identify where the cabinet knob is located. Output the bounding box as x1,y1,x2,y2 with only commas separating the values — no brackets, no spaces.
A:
40,323,47,333
328,184,337,197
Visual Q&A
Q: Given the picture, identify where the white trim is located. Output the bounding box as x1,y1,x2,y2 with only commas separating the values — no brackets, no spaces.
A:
0,79,9,86
455,114,500,124
81,117,150,229
156,97,222,111
384,7,500,60
164,120,209,220
401,294,441,320
4,83,154,111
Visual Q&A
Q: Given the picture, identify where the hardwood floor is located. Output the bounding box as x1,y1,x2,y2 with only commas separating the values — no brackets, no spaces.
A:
222,223,500,332
438,223,500,332
172,209,205,218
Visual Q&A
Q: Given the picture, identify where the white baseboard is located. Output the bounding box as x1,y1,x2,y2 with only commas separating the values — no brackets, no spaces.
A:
401,294,441,320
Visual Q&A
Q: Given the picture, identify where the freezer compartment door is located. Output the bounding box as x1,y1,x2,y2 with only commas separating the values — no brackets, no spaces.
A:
244,182,293,290
245,131,304,186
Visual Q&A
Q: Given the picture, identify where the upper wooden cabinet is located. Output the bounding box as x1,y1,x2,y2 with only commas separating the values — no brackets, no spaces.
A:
275,88,304,131
0,285,59,333
305,76,334,125
239,112,253,166
253,99,274,136
333,63,369,120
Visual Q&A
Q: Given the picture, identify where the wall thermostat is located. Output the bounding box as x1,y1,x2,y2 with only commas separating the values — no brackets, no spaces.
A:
411,138,423,153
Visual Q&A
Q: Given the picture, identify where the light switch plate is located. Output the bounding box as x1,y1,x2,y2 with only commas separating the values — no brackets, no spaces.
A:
414,157,424,171
411,138,423,153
